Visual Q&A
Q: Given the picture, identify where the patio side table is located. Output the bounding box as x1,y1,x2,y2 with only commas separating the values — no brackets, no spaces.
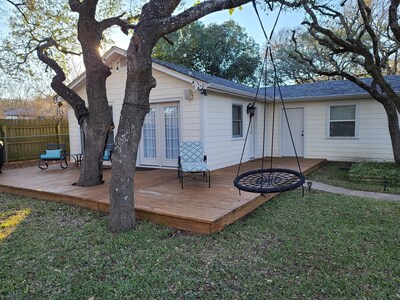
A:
71,153,84,168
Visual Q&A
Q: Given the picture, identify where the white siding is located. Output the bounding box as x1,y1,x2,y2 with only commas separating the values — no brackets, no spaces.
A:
68,64,201,166
266,99,394,162
68,84,87,155
203,92,262,170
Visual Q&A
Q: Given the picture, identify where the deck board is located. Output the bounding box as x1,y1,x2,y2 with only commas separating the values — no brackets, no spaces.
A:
0,157,324,233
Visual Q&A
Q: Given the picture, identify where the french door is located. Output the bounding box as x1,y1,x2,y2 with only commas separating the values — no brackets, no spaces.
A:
140,103,180,167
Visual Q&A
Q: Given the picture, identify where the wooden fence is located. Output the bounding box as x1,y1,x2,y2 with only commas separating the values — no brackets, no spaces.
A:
0,119,69,163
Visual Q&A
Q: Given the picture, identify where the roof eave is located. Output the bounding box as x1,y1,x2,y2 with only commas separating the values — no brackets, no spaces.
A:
207,83,268,100
282,93,370,102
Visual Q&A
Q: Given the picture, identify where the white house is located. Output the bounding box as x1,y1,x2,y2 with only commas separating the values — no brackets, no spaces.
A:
67,46,400,169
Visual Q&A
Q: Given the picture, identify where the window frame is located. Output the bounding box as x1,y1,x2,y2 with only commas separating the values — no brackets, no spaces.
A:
232,104,244,138
327,104,358,139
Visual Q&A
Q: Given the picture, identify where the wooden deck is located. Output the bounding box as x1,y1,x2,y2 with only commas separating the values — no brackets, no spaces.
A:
0,158,324,234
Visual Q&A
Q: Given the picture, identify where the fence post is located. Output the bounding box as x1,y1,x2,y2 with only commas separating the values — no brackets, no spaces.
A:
2,125,8,164
57,122,62,144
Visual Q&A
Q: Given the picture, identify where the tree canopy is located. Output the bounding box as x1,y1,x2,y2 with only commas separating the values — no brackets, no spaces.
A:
270,0,400,84
152,20,261,86
1,0,131,98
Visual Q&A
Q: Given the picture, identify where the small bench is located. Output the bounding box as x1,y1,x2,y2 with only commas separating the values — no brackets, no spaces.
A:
38,144,68,170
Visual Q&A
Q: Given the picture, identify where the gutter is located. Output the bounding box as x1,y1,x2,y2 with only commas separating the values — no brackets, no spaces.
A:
206,83,270,101
281,93,373,102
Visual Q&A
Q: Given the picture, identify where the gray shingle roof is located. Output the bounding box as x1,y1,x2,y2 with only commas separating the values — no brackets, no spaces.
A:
153,58,400,100
272,76,400,99
153,58,256,95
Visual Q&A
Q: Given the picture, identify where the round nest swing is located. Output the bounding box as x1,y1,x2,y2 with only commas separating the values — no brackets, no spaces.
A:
234,168,305,194
233,1,306,195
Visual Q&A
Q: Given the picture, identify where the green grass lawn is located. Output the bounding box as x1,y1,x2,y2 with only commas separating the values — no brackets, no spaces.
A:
307,161,400,194
0,191,399,299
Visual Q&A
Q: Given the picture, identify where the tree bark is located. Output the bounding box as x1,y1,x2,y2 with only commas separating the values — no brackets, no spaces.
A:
72,0,114,186
109,29,156,232
382,101,400,164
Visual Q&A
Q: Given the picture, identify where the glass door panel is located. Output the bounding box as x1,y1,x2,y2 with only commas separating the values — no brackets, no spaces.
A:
164,106,179,160
141,107,158,165
140,103,180,167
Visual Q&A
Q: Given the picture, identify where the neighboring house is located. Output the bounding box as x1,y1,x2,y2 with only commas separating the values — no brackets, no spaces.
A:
4,108,36,120
66,46,400,169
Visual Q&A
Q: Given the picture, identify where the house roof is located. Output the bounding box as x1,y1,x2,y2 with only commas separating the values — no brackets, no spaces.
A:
152,58,257,97
272,76,400,101
66,46,400,102
153,56,400,101
4,108,35,116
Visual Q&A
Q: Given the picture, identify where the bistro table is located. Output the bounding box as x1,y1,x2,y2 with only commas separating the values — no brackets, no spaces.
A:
70,153,84,168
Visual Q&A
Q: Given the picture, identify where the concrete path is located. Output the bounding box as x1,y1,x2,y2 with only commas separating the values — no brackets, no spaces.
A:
310,181,400,202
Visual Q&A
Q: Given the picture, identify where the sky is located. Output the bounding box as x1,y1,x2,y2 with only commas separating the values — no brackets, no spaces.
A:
113,1,305,49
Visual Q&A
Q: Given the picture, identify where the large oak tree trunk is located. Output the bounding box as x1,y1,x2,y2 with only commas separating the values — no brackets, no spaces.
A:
109,30,156,232
74,5,114,187
75,68,112,186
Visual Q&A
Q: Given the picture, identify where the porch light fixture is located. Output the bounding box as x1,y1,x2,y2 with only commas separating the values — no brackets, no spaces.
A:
184,89,193,100
199,87,207,96
191,76,208,96
247,103,256,117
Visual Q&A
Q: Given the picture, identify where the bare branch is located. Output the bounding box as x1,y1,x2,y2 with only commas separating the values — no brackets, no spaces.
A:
389,0,400,42
357,0,381,68
160,0,252,35
36,38,88,125
69,0,82,12
5,0,36,26
99,13,136,34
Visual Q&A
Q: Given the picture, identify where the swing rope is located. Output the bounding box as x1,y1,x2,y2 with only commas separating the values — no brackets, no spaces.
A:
234,0,305,194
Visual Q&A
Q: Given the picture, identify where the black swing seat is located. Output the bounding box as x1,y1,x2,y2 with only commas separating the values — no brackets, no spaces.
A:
234,168,305,193
38,143,68,170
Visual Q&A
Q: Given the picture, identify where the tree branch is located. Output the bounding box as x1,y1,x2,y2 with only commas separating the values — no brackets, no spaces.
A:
5,0,38,26
389,0,400,42
99,13,136,34
69,0,82,12
160,0,252,35
37,38,89,125
357,0,381,68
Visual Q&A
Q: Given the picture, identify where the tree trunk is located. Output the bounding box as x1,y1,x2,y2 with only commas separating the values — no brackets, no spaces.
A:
74,9,113,187
76,119,110,186
109,30,156,232
74,68,112,186
383,101,400,164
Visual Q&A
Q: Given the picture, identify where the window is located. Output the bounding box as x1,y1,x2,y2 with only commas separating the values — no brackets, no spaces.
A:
232,105,243,138
329,105,356,137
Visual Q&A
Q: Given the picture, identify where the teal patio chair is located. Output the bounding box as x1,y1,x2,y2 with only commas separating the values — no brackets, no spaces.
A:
38,143,68,170
178,141,210,189
103,143,113,162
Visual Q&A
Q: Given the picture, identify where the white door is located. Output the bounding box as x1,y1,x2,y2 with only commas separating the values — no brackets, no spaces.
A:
140,103,180,167
281,108,304,157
